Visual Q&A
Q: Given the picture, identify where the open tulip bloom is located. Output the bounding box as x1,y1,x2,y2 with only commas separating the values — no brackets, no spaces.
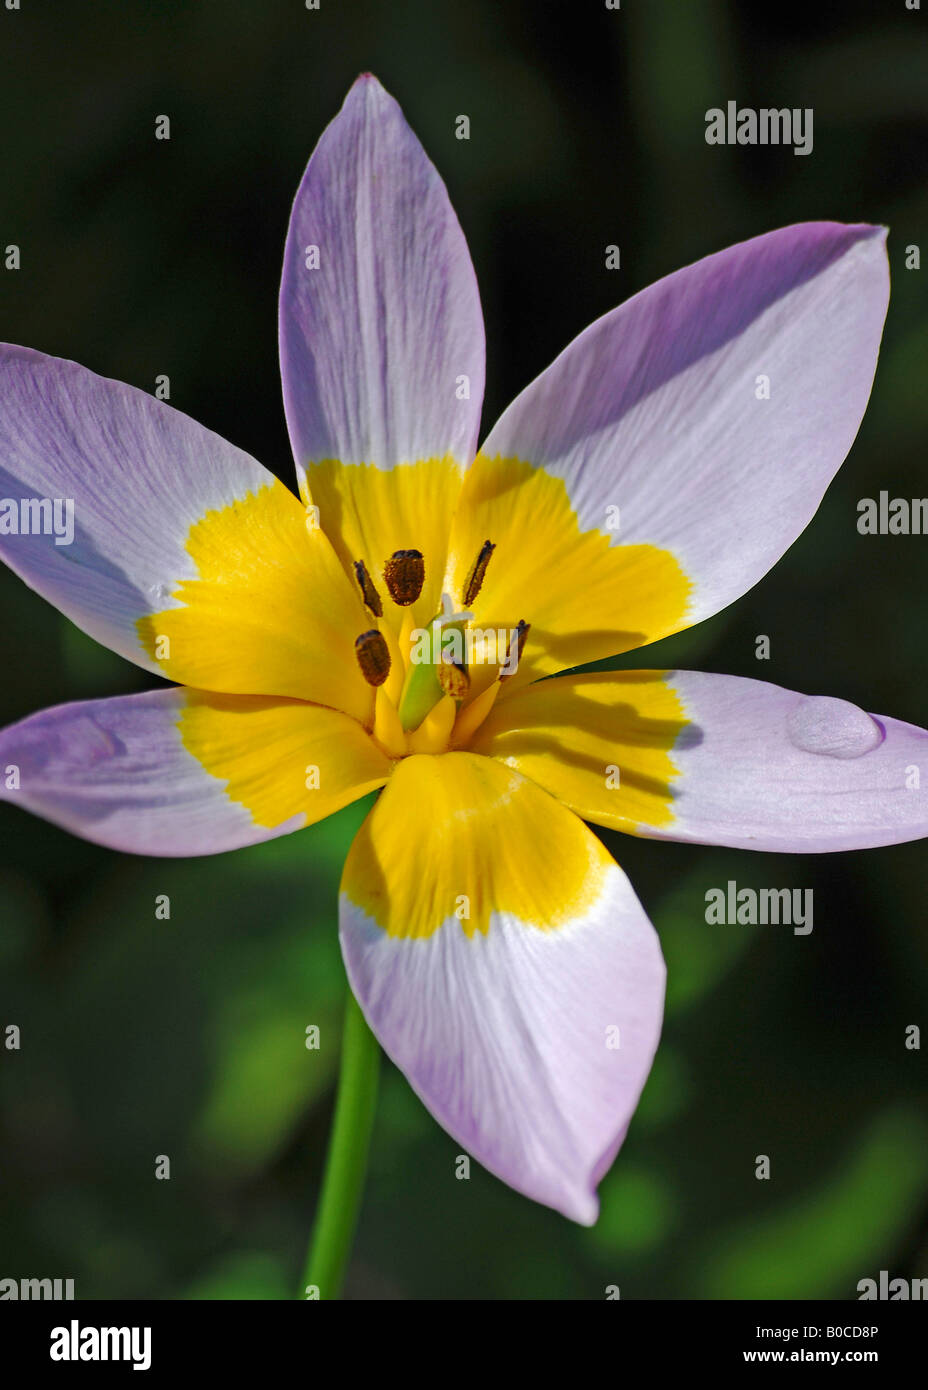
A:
1,76,927,1283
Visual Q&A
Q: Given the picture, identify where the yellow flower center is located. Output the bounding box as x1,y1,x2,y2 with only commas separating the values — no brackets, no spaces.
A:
352,542,529,760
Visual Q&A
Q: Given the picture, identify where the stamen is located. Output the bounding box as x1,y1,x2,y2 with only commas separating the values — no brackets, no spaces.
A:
438,654,470,699
355,629,391,686
451,680,501,747
383,549,425,607
407,694,456,754
353,558,383,616
462,539,495,607
373,687,407,758
499,619,529,680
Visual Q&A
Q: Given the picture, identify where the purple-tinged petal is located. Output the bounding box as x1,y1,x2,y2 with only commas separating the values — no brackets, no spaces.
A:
449,223,889,669
279,75,485,630
280,73,485,478
0,689,390,856
339,752,664,1222
0,346,373,719
471,670,928,853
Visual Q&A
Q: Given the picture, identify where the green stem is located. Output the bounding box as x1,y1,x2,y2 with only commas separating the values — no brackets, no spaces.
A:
300,987,380,1300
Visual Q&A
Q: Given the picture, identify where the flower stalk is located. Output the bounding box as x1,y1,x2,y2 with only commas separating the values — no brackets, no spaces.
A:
300,987,380,1300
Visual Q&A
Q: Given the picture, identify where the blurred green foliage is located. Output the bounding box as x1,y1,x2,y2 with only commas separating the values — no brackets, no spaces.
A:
1,0,926,1298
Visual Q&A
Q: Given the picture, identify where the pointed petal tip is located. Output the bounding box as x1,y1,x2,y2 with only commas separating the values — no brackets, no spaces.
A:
797,219,889,259
339,758,663,1229
846,221,890,265
856,221,889,248
281,67,485,476
565,1189,600,1227
347,72,389,104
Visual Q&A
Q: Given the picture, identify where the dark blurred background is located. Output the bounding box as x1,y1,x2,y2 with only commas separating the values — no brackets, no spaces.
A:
1,0,926,1300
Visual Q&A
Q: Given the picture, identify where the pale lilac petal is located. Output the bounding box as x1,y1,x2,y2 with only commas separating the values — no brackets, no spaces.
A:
0,689,390,856
0,345,291,670
279,74,485,481
655,671,928,851
339,752,664,1222
475,222,889,635
474,669,928,853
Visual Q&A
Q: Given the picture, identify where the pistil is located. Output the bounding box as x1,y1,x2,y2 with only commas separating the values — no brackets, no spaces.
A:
349,537,528,752
396,599,471,731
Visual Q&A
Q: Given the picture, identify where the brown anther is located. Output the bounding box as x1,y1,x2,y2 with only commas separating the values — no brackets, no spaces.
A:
383,549,425,607
462,539,495,607
353,558,383,616
499,619,530,680
438,654,471,700
355,629,391,687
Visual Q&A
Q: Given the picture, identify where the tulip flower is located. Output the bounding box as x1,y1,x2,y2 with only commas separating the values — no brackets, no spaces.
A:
1,76,924,1293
